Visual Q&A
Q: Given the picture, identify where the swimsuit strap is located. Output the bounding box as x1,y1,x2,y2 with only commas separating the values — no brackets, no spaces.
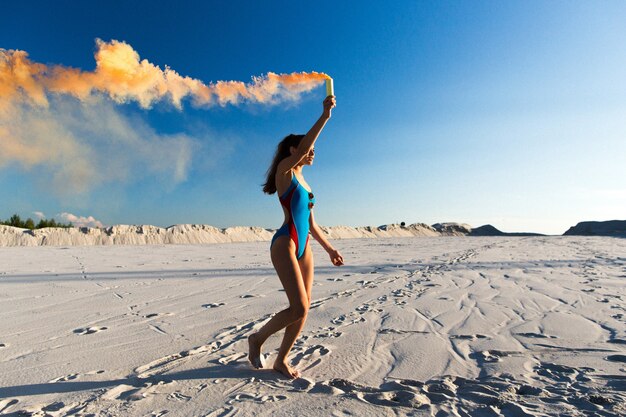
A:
292,174,312,194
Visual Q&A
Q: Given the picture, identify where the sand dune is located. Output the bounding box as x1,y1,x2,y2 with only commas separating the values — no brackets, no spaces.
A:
7,219,623,247
0,223,444,247
0,236,624,416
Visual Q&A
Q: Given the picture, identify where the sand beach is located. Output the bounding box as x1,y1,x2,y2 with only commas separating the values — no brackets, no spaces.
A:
1,236,624,416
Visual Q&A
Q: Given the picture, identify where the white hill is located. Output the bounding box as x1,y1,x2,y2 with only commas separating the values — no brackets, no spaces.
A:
0,222,450,247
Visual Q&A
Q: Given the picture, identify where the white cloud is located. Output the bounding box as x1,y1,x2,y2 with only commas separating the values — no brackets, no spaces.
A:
57,212,104,228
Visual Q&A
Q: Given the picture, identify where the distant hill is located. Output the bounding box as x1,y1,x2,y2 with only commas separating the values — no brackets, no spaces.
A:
432,223,472,236
0,221,562,247
563,220,626,237
470,224,544,237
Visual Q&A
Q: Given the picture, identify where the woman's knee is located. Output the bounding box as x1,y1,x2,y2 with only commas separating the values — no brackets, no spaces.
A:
289,299,309,321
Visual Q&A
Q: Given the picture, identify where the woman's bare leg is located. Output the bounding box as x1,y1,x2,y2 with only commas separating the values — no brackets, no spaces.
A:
272,243,314,377
248,236,309,376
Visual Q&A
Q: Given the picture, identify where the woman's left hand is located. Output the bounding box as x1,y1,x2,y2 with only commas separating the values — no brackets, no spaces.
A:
328,249,344,266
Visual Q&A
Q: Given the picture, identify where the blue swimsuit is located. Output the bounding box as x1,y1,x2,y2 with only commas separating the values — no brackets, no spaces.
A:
270,173,316,260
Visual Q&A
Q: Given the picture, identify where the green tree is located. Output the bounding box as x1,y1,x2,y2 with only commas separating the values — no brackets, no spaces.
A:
2,214,73,229
9,214,23,228
24,218,35,229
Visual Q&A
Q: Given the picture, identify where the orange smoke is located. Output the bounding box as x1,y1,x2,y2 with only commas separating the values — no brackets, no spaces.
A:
0,39,329,109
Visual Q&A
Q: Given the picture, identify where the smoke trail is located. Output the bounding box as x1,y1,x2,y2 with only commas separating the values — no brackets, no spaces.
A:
1,94,198,193
0,39,327,193
0,38,329,109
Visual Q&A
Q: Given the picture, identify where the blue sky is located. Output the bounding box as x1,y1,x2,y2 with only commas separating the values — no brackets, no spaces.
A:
1,1,625,234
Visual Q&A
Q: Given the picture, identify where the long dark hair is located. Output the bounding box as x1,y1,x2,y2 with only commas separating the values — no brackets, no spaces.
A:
263,134,305,194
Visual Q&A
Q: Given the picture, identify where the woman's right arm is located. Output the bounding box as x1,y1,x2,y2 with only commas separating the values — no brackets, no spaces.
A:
277,96,336,174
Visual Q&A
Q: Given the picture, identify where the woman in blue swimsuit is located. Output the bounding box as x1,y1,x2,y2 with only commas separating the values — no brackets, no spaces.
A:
249,95,344,379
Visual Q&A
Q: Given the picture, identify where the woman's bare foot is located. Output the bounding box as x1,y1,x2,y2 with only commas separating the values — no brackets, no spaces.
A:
273,360,301,379
248,333,265,369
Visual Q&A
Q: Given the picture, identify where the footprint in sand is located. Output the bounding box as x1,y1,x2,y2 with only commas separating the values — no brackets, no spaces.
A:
107,380,176,402
535,362,588,383
392,289,412,298
313,327,343,339
356,303,382,313
103,383,153,401
0,399,19,414
41,402,66,412
514,332,557,339
292,377,315,391
379,328,428,335
204,406,235,417
331,313,365,325
450,334,488,340
49,373,79,382
335,289,357,298
292,344,331,371
515,384,545,396
331,314,347,325
360,390,428,409
216,352,247,365
74,326,107,335
49,369,105,383
588,394,615,406
135,341,221,378
203,303,226,308
227,393,287,405
473,350,511,363
168,391,192,401
0,343,7,348
606,354,626,363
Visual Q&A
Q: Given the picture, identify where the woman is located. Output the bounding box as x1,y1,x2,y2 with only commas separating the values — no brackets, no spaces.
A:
248,95,344,379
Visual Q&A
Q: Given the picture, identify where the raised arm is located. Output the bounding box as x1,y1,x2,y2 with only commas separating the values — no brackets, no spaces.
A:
277,96,336,174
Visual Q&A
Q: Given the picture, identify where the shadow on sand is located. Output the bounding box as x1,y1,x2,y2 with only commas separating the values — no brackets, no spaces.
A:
0,361,283,399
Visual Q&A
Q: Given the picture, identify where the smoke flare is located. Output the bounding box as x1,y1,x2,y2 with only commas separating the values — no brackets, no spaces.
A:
0,39,329,109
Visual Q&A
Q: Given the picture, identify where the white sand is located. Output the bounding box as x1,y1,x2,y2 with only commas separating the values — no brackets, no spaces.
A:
0,237,625,416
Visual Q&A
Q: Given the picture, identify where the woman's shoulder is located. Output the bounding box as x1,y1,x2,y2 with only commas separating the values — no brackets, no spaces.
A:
276,169,294,182
275,170,294,196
